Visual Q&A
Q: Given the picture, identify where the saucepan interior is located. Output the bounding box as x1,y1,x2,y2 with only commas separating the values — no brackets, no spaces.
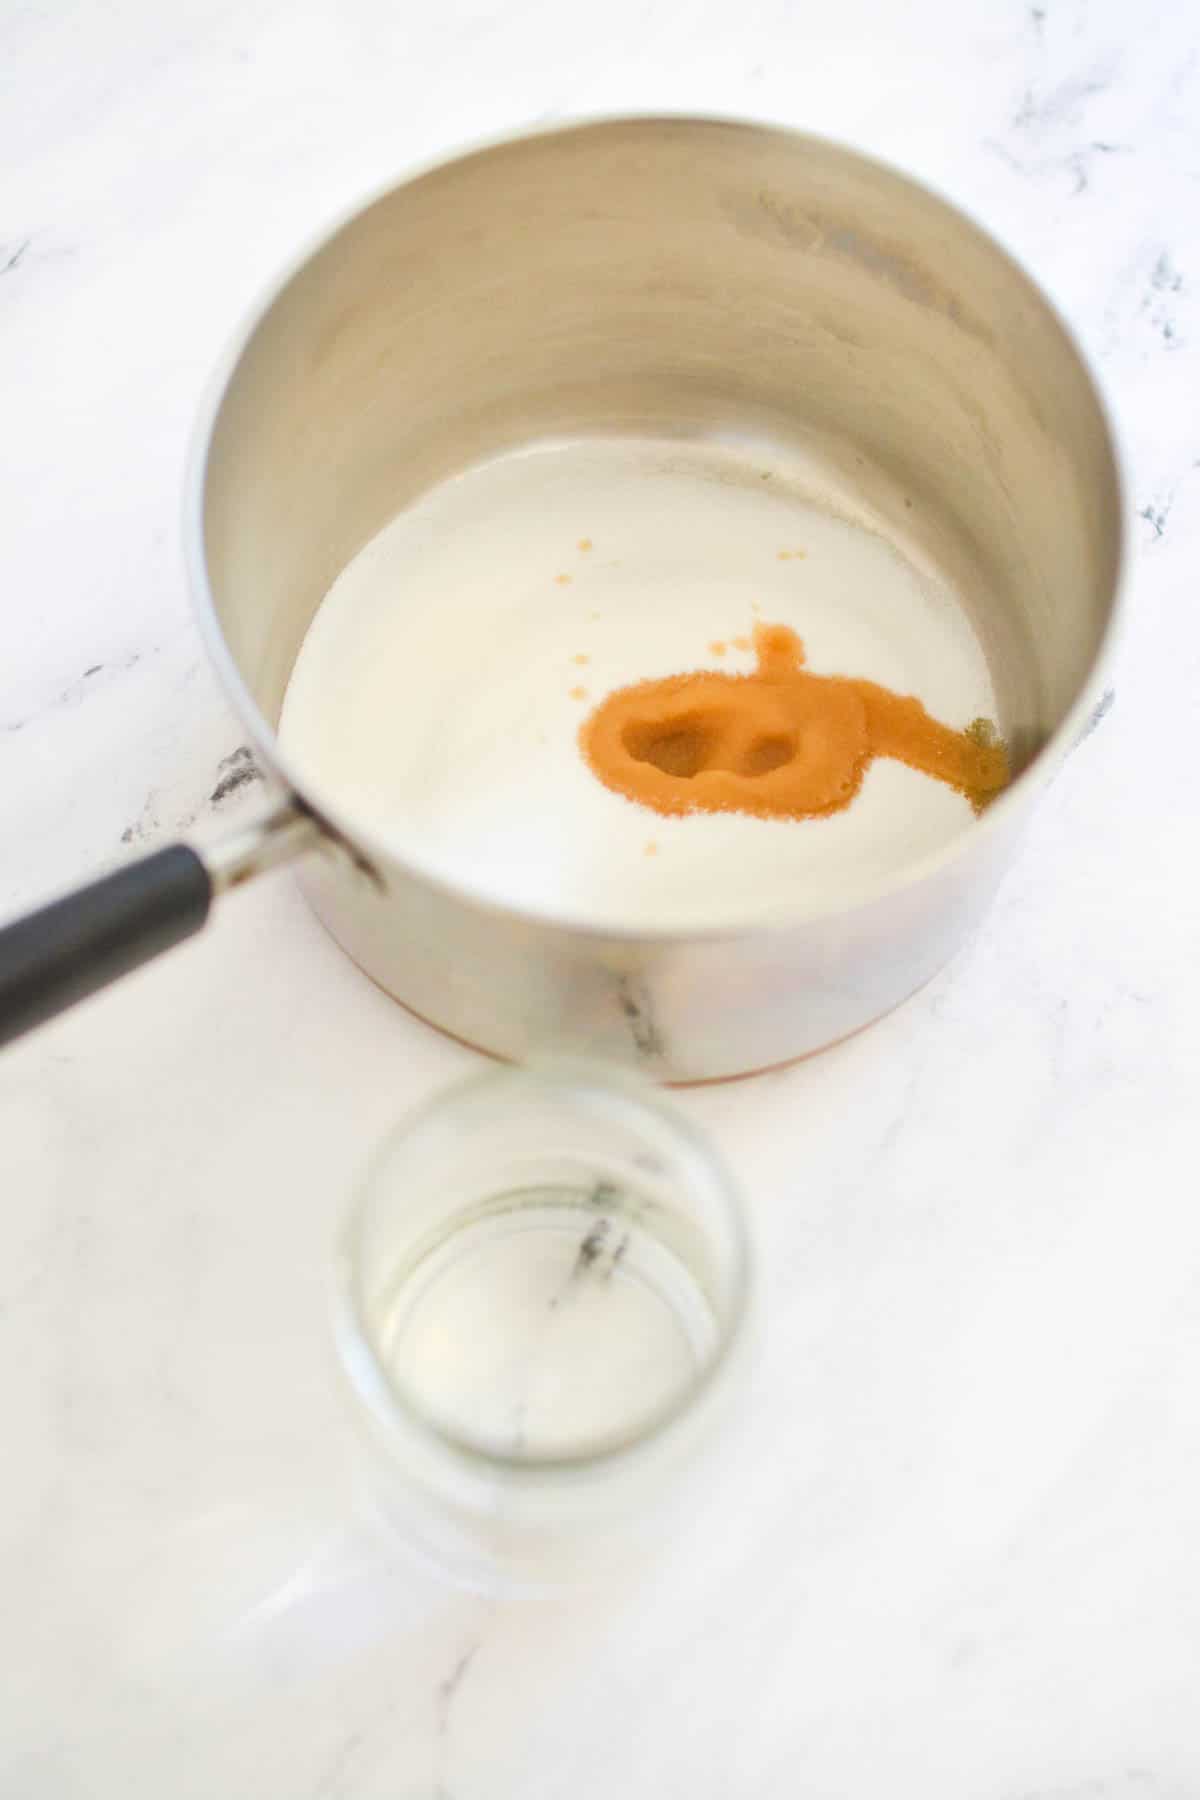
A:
194,116,1122,934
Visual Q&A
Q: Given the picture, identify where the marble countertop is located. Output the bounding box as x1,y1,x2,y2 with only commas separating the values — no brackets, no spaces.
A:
3,0,1198,1793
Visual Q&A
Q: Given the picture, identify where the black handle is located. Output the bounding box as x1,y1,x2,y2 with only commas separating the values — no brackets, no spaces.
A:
0,844,213,1049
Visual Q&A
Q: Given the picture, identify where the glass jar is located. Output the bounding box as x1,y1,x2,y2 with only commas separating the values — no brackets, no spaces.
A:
333,1062,752,1589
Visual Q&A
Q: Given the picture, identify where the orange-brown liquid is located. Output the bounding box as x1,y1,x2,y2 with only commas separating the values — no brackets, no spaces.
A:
580,623,1009,821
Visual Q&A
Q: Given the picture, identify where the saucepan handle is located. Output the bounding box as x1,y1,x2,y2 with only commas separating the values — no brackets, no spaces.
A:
0,802,318,1050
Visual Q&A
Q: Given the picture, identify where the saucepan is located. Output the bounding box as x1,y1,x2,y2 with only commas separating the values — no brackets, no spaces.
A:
0,117,1124,1079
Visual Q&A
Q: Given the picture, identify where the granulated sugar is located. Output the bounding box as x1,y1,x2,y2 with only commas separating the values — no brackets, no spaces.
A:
279,438,1002,930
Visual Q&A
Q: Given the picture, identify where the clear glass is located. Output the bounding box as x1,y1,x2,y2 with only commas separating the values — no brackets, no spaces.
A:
333,1062,751,1588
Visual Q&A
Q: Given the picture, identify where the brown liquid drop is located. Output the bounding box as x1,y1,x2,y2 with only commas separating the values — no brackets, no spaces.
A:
580,624,1009,821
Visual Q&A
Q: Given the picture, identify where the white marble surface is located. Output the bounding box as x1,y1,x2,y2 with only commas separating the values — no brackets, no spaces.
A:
3,0,1199,1793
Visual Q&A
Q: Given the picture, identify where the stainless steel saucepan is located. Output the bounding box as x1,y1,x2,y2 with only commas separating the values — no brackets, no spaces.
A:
0,117,1124,1079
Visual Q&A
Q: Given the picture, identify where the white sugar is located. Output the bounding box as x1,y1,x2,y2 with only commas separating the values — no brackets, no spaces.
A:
279,438,999,930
